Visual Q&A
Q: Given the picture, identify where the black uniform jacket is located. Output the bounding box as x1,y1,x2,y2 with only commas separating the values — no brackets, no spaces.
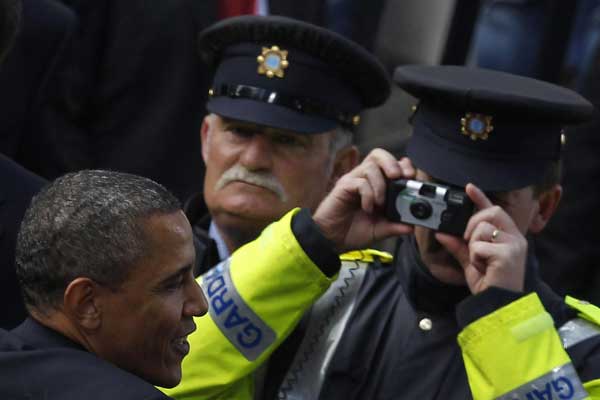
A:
0,155,46,330
0,318,171,399
320,236,600,400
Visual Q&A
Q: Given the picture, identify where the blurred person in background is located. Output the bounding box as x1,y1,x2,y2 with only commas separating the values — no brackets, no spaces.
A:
0,0,48,330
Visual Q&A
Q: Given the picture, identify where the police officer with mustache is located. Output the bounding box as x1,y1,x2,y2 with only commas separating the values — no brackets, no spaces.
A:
163,15,393,400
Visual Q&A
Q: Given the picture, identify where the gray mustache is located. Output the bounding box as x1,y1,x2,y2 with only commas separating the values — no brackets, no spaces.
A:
214,165,288,202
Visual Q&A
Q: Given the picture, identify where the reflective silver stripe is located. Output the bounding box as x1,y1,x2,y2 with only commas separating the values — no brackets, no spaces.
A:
559,318,600,349
278,261,367,400
496,363,587,400
201,260,276,361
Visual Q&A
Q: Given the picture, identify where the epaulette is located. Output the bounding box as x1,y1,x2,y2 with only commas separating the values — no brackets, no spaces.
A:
340,249,393,264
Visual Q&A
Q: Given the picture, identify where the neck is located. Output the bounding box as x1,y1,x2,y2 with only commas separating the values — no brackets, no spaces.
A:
209,211,276,255
216,223,262,254
30,309,94,352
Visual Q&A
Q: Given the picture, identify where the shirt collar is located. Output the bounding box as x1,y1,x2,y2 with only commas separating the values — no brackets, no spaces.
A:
209,222,230,260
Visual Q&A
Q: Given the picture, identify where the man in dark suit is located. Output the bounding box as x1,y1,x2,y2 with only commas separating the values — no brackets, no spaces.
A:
0,170,208,399
0,155,45,330
0,0,48,330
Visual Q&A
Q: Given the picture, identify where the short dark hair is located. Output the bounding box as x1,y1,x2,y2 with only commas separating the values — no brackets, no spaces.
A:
533,160,562,197
16,170,181,312
0,0,20,62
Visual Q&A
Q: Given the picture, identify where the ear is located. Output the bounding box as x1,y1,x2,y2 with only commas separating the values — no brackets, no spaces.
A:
63,277,102,331
529,184,562,234
328,145,360,188
200,115,213,163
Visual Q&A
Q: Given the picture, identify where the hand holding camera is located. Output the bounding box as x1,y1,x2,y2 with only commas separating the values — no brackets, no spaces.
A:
314,148,528,294
435,184,528,294
313,148,415,253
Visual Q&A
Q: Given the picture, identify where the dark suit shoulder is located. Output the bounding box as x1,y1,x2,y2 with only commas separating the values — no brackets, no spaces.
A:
24,0,77,37
0,326,171,400
0,153,46,200
0,156,46,329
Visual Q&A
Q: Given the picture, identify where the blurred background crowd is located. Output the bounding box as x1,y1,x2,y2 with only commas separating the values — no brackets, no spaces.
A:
2,0,600,330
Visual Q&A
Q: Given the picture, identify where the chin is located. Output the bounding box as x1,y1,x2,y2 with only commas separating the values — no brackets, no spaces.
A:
220,204,285,227
421,248,466,285
433,268,467,286
219,210,272,229
154,369,181,389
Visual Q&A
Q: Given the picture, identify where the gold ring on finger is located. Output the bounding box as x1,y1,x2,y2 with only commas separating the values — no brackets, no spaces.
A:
491,229,500,242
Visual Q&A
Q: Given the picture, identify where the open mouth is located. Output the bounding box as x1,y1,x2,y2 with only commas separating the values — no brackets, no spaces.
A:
172,336,191,357
172,325,196,357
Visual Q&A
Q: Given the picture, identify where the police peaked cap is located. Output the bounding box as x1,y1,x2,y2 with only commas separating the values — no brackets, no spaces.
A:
198,15,390,133
395,65,594,192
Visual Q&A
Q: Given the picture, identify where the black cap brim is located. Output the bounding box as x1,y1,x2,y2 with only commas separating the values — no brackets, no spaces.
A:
407,127,548,192
207,97,337,134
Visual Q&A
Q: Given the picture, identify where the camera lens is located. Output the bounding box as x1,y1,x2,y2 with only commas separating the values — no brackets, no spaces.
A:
410,199,432,220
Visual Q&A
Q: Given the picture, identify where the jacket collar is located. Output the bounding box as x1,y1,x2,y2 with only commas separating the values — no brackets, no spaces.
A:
184,192,221,276
395,235,563,317
395,236,470,314
11,317,87,352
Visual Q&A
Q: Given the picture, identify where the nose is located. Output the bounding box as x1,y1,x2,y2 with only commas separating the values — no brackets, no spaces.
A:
239,133,274,171
184,280,208,318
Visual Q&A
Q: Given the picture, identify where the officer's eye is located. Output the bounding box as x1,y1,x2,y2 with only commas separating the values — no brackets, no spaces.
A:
228,126,255,138
271,133,306,147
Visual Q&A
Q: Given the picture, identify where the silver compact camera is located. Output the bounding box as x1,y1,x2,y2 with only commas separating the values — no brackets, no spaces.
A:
385,179,474,236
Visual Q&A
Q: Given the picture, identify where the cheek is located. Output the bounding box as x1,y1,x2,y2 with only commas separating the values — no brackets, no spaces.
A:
204,133,240,169
284,156,330,187
203,151,233,198
140,300,185,377
156,298,185,333
505,200,539,234
281,168,330,207
514,207,537,233
136,300,183,348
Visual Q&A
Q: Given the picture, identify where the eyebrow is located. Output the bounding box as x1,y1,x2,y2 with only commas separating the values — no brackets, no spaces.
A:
156,265,193,288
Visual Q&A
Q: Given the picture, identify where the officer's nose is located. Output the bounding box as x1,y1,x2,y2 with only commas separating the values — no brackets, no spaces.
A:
239,134,274,171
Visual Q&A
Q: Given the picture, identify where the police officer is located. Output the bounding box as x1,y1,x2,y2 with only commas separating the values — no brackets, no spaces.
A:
163,63,600,399
319,65,600,399
161,15,392,399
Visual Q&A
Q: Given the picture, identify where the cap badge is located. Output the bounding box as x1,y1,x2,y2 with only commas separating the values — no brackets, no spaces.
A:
461,112,494,141
257,46,289,79
561,130,567,146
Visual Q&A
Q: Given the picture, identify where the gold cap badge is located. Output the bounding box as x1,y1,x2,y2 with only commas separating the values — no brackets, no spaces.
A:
257,45,289,78
461,112,494,141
